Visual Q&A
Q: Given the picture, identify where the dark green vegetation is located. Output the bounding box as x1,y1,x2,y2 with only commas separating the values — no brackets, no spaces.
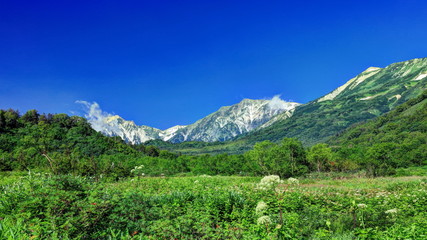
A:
328,89,427,176
1,174,426,239
0,109,310,178
151,58,427,154
145,139,239,155
0,109,138,176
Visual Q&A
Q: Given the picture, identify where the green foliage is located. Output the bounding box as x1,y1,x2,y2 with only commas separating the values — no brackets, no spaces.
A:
1,174,426,239
0,110,142,176
145,138,252,155
0,109,315,178
244,138,308,177
308,143,334,172
20,109,40,125
329,89,427,175
1,106,424,179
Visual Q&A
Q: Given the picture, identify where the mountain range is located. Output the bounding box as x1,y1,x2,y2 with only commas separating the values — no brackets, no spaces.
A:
91,96,299,144
242,57,427,145
85,57,427,153
146,57,427,154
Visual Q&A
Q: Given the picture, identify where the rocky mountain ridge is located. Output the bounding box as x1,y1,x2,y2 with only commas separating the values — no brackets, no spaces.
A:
94,97,300,144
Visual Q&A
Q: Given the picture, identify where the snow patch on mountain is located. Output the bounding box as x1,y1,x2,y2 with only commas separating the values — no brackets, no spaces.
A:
414,73,427,81
388,94,402,101
317,67,381,103
360,93,383,101
159,125,187,141
317,79,356,103
349,68,381,90
365,67,381,73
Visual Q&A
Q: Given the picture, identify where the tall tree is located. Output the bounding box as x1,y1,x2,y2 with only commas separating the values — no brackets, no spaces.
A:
307,143,333,172
21,109,40,125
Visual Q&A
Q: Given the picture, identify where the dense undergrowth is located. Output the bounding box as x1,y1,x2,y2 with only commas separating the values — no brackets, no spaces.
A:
1,172,426,239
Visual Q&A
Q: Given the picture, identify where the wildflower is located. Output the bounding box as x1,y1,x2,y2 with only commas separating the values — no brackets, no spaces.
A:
255,201,268,215
357,204,367,209
287,177,300,185
257,216,272,225
257,175,283,190
131,165,145,176
385,208,398,215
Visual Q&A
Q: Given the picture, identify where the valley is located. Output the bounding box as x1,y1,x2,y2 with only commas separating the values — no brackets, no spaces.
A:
1,57,426,239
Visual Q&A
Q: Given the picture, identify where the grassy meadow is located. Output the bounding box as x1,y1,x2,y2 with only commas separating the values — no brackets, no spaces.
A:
1,171,426,239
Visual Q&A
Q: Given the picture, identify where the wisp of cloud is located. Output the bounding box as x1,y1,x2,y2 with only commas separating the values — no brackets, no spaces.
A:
76,100,119,133
267,95,292,111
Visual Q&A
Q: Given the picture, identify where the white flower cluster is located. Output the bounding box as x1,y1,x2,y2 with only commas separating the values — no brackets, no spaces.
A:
287,177,300,185
257,215,272,225
357,203,367,209
385,208,398,215
256,201,268,215
130,165,145,176
257,175,283,191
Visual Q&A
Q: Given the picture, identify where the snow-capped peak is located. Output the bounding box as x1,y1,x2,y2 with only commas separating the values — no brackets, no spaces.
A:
78,96,300,144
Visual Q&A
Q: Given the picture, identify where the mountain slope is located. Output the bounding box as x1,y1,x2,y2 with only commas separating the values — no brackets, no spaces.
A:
166,98,299,143
328,89,427,149
151,57,427,154
327,89,427,168
238,57,427,146
94,97,300,144
102,115,163,143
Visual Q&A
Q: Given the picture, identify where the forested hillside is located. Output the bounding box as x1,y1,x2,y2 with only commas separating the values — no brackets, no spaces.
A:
0,109,140,175
328,89,427,174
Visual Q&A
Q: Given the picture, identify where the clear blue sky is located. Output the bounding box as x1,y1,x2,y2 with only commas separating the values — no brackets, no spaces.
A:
1,0,427,129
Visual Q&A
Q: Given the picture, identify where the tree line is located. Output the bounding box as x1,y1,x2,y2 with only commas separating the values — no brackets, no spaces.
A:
1,100,425,179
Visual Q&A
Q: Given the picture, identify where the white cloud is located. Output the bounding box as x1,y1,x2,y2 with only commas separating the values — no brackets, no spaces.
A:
76,100,120,133
267,95,291,111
